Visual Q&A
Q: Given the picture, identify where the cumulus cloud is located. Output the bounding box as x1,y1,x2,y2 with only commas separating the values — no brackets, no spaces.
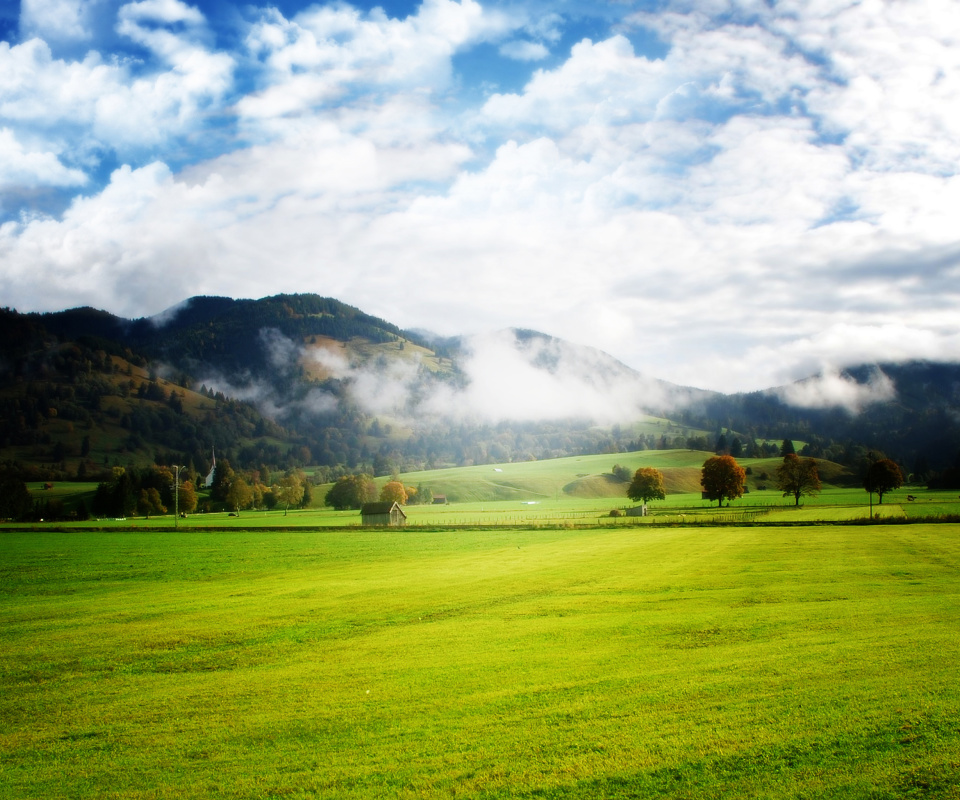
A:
2,0,960,399
0,127,87,191
19,0,103,44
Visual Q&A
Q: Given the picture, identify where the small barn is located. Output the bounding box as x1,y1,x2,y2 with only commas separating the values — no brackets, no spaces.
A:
626,505,648,517
361,501,407,527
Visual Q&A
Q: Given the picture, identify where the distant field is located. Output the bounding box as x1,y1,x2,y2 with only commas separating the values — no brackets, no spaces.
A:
14,449,957,530
2,525,959,798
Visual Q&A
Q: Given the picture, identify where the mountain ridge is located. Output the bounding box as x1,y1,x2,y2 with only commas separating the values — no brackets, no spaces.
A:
2,294,959,483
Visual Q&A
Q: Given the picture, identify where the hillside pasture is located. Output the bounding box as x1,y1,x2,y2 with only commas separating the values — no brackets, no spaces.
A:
11,448,956,529
2,525,959,799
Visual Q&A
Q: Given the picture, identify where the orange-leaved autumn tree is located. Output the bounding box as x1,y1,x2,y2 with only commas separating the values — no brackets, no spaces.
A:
700,455,746,508
627,467,666,504
380,481,408,505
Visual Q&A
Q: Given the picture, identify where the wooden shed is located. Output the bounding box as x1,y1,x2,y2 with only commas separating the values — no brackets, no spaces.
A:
361,501,407,527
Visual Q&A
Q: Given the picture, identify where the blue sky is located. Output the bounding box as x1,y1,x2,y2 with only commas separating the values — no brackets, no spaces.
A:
2,0,960,398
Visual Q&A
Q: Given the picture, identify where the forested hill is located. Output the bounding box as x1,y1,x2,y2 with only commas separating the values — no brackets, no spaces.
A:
4,294,960,486
33,294,443,377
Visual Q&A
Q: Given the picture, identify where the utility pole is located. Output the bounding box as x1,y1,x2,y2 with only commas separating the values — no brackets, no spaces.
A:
174,465,185,529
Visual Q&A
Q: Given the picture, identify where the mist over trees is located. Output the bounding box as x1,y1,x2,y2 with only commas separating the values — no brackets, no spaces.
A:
4,300,960,491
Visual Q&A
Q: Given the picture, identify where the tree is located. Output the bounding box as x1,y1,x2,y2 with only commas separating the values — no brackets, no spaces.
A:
780,438,796,457
226,477,253,515
325,474,377,510
210,459,235,503
380,480,408,505
136,488,166,518
701,455,746,507
627,468,666,504
775,454,821,506
177,480,198,515
864,459,903,504
275,472,304,516
612,464,632,483
0,471,33,521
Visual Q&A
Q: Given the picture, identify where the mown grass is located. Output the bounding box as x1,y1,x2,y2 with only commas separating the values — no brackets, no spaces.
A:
2,525,960,798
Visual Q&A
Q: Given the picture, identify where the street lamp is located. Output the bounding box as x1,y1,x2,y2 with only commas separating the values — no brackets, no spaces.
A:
173,465,186,528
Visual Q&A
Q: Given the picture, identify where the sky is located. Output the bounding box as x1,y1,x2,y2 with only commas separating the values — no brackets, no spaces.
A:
2,0,960,396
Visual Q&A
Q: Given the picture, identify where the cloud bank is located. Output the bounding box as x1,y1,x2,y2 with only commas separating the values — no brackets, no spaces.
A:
200,327,687,425
2,0,960,395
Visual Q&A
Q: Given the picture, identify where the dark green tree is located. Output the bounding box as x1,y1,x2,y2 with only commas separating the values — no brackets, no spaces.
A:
0,471,33,521
780,438,796,456
325,474,377,510
210,459,235,503
612,464,632,483
864,458,903,504
775,454,821,506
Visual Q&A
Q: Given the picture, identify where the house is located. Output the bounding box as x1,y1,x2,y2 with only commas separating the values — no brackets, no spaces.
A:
361,501,407,527
626,505,648,517
432,495,447,505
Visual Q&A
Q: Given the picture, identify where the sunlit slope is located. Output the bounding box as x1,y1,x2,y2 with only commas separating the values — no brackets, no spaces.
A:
394,450,856,503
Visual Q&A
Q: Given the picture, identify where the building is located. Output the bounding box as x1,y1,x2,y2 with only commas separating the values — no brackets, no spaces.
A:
204,447,217,489
360,501,407,526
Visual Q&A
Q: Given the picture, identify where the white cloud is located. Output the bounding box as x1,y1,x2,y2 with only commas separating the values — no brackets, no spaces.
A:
0,127,87,190
19,0,105,44
776,367,897,413
3,0,960,400
498,40,549,61
239,0,514,126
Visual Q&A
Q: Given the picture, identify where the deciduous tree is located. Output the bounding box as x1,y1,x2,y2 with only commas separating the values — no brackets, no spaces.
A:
136,488,166,518
226,477,253,515
775,454,821,506
275,472,304,516
627,468,666,504
701,455,746,507
325,474,377,510
380,480,408,505
864,458,903,504
0,471,33,521
177,480,198,515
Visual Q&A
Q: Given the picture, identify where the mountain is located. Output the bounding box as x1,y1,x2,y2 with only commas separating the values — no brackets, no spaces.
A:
2,294,959,484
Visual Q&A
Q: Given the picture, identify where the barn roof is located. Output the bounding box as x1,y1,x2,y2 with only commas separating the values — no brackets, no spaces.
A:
360,501,406,517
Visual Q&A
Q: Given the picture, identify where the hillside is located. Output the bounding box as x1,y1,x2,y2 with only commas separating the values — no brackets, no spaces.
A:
387,450,858,505
2,294,959,487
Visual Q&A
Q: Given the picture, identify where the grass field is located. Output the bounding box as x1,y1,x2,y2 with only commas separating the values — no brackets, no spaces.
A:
2,524,960,798
19,448,960,531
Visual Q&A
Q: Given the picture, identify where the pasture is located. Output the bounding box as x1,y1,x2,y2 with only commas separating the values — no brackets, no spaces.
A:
2,524,960,798
18,448,960,530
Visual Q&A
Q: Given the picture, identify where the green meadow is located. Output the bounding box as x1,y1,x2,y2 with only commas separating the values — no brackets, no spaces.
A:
2,524,960,799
